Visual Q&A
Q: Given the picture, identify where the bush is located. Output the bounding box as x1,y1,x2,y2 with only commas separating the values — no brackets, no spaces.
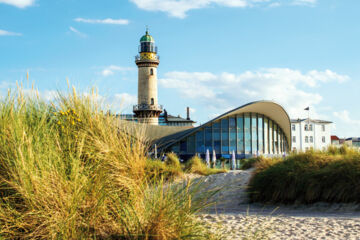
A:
185,156,227,176
0,88,218,240
249,151,360,204
145,159,183,181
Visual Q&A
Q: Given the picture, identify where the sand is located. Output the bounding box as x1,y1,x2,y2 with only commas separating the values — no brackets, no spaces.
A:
189,170,360,240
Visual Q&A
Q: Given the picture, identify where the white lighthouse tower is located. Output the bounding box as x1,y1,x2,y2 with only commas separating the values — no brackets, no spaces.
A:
133,29,162,125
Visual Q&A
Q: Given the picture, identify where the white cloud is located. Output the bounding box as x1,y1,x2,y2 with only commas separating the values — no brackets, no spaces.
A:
159,68,348,119
102,65,135,77
333,110,360,126
113,93,137,111
0,29,22,36
130,0,317,18
69,26,87,38
74,18,130,25
333,110,360,137
0,0,34,8
292,0,316,6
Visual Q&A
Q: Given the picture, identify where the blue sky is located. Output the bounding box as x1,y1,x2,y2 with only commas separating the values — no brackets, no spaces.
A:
1,0,359,137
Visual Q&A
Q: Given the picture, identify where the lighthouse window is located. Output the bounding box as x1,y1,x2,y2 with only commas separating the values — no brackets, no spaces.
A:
150,68,154,75
151,98,154,105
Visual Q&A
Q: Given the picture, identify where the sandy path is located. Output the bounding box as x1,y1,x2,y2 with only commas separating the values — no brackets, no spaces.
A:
190,170,360,240
199,213,360,240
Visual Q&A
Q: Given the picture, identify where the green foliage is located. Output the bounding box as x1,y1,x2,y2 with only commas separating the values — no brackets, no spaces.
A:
0,87,218,240
249,151,360,204
185,156,227,176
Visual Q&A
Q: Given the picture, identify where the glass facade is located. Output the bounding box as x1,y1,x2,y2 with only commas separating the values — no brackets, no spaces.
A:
169,113,289,157
221,118,229,153
237,116,244,153
244,114,251,154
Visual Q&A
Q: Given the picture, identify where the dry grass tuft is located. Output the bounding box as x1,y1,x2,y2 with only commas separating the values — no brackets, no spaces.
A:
0,87,219,240
185,156,227,176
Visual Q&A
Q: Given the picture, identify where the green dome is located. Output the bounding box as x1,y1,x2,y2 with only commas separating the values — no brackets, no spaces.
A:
140,30,155,42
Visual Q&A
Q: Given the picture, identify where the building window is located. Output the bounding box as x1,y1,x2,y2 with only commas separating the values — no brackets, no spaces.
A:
205,126,212,152
310,136,313,143
309,124,313,131
244,114,251,154
229,117,237,153
292,124,296,131
237,115,244,154
322,136,326,143
251,114,257,154
151,98,154,105
221,118,229,153
304,124,308,131
305,136,309,143
292,136,296,143
150,68,154,75
322,125,325,131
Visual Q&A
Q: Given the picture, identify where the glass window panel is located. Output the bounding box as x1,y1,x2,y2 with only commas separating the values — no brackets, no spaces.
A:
252,114,257,154
180,140,187,152
196,129,204,153
205,126,212,152
187,134,196,153
213,121,220,129
237,115,244,153
244,114,251,154
221,118,229,129
258,115,263,154
171,143,180,153
229,117,236,128
213,127,221,153
264,117,268,154
230,128,236,153
221,119,229,153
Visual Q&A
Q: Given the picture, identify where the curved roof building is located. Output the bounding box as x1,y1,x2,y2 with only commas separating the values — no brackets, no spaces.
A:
154,101,291,159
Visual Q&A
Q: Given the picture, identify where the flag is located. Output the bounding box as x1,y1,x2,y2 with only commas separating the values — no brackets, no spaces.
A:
304,107,310,111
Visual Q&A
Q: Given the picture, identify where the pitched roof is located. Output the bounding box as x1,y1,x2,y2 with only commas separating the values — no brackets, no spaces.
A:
291,118,332,124
166,114,195,123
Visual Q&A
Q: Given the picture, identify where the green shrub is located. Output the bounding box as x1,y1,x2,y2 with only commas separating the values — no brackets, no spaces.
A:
249,152,360,204
185,156,227,176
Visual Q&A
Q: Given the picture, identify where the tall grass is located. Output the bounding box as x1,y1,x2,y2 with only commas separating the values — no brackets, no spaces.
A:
249,150,360,204
184,156,227,176
0,87,219,239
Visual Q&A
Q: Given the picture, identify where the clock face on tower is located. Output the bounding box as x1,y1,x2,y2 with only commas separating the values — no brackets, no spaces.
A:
140,52,156,60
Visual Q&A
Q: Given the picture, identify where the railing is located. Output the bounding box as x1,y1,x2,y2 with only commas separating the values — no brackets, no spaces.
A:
133,104,163,111
135,55,160,61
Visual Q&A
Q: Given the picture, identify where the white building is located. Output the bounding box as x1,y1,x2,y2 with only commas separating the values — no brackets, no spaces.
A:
291,118,332,152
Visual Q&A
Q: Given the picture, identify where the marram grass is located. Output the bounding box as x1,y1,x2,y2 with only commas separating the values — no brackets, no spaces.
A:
249,149,360,204
0,87,220,240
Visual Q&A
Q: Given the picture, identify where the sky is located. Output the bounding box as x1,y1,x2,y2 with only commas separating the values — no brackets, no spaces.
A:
1,0,360,137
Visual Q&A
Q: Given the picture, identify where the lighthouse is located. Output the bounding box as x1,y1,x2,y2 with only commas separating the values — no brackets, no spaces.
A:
133,29,162,125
